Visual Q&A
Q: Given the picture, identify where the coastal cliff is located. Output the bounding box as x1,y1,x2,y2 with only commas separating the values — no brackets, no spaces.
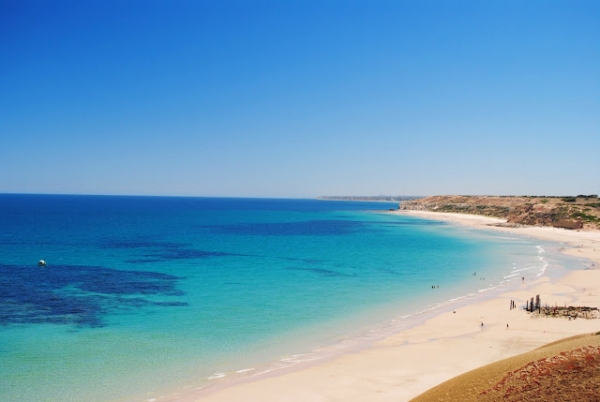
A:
400,195,600,230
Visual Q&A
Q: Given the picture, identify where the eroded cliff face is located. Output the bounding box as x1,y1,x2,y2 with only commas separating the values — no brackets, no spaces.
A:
400,196,600,230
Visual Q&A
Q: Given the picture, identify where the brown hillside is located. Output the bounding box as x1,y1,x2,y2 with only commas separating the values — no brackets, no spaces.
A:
400,195,600,230
410,332,600,402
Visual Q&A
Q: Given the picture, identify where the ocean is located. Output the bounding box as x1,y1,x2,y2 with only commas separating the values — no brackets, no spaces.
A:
0,195,582,401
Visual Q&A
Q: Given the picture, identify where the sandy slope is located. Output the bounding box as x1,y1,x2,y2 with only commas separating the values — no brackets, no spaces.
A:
410,332,600,402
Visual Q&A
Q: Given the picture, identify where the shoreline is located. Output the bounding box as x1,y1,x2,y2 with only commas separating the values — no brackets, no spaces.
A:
167,211,600,402
396,210,600,268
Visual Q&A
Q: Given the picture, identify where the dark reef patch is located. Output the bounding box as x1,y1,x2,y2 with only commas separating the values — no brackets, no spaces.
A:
127,249,240,264
101,239,240,264
285,266,352,277
101,239,187,250
279,257,325,264
102,237,240,264
0,236,59,246
0,264,186,327
376,267,403,275
200,220,366,236
144,249,236,261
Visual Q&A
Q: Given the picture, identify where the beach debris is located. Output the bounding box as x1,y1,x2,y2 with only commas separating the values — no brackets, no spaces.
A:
527,304,599,319
523,294,599,318
525,295,541,312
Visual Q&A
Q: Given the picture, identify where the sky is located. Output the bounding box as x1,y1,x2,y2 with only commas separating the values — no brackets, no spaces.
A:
1,0,599,198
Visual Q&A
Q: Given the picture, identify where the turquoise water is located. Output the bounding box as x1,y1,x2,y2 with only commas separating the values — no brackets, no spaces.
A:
0,195,581,401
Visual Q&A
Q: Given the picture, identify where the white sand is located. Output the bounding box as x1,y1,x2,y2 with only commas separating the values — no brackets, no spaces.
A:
169,211,600,402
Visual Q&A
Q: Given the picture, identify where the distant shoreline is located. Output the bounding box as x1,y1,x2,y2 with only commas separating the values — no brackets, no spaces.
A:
317,196,421,202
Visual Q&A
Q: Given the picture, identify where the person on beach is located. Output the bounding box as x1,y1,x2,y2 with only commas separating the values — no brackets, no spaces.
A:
480,322,484,327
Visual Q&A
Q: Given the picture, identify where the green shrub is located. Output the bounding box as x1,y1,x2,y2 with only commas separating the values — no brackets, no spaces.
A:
571,212,599,222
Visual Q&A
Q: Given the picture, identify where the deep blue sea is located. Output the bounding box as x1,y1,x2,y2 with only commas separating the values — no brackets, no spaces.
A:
0,195,582,401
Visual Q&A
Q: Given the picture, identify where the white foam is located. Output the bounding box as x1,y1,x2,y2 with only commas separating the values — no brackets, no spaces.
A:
254,368,277,376
208,372,225,380
510,266,537,273
535,246,549,276
477,285,499,293
279,354,331,364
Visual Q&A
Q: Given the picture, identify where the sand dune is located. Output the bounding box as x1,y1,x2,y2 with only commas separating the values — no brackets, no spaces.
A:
410,332,600,402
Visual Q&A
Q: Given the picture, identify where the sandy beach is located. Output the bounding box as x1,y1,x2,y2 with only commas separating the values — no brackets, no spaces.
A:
174,211,600,402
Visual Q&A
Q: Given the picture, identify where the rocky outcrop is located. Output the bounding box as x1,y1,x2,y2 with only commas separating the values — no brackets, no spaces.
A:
400,196,600,230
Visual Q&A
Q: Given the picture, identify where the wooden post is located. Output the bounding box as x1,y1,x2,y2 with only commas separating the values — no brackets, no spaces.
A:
530,297,534,312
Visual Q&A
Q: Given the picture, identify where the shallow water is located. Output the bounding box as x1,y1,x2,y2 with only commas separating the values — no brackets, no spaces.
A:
0,195,583,401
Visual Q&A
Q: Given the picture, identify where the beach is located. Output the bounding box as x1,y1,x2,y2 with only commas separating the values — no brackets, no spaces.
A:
182,210,600,402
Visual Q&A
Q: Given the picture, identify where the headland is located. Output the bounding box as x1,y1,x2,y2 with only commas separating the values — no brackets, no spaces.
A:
400,195,600,230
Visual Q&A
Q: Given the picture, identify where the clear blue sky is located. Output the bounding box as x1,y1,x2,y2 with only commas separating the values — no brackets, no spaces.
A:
1,0,599,197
